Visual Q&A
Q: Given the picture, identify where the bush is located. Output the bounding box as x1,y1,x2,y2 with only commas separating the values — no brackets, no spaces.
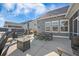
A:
34,32,53,41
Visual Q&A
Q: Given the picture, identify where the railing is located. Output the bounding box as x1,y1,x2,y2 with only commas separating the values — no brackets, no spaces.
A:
71,32,79,36
0,31,13,56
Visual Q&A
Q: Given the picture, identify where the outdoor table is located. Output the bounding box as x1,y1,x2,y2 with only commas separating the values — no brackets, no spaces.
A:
17,37,30,52
45,51,59,56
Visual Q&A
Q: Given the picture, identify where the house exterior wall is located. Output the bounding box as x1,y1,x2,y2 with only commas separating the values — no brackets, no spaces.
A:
29,20,38,31
37,15,69,38
66,4,79,40
70,10,79,39
66,3,79,55
37,19,45,33
77,17,79,33
4,22,23,29
37,15,65,32
23,23,28,30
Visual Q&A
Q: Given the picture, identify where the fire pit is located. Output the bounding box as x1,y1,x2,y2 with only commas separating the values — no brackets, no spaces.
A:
17,36,30,52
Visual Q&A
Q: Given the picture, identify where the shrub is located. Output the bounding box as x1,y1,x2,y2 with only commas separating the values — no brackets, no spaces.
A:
34,32,53,41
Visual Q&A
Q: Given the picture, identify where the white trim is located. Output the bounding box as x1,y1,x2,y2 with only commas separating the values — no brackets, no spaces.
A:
73,16,79,34
75,16,79,21
65,4,73,17
53,35,69,38
45,19,69,33
72,33,79,36
66,4,79,19
52,20,59,33
60,20,69,33
45,31,51,33
45,22,51,32
73,17,77,34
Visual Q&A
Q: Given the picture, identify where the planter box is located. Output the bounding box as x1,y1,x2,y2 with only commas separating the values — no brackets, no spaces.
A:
17,38,30,52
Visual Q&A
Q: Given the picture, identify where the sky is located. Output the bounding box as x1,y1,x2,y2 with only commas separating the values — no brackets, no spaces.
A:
0,3,69,27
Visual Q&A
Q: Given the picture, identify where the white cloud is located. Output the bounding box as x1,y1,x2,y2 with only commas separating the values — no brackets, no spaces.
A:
33,3,47,15
17,3,46,15
12,3,31,16
0,16,5,27
24,3,47,14
4,3,47,16
12,4,22,16
4,3,15,11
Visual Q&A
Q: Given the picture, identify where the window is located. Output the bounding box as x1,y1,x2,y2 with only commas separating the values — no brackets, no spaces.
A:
45,20,69,33
60,20,69,32
45,22,51,32
52,21,59,32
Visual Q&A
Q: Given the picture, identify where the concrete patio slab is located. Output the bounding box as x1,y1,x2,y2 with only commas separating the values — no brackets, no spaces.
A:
6,35,74,56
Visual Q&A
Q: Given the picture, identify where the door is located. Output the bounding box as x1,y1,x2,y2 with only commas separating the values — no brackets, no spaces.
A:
73,19,77,36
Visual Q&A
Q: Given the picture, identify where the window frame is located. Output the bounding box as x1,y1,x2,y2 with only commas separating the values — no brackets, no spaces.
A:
45,22,51,32
60,20,69,33
52,20,59,33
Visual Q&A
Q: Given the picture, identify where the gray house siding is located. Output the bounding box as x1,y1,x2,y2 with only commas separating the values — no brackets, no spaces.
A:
77,19,79,33
69,9,79,40
37,19,45,32
67,4,79,55
37,15,69,38
69,17,73,40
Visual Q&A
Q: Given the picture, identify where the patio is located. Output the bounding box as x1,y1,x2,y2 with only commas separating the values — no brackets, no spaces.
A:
6,34,75,56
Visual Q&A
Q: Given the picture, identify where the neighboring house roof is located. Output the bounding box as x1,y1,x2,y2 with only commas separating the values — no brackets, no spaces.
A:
4,21,21,25
37,6,69,20
4,21,23,28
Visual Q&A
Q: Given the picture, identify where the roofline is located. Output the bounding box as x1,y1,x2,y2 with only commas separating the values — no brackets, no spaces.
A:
65,3,74,18
37,6,69,20
47,5,69,13
37,13,66,20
